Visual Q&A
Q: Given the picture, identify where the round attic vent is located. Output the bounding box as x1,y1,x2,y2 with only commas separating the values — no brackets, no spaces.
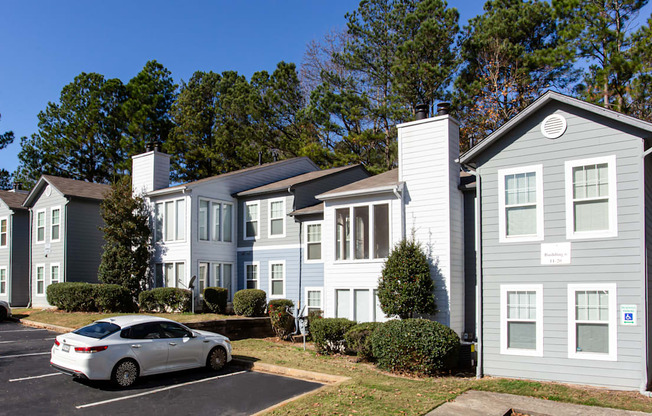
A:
540,114,567,139
45,185,52,197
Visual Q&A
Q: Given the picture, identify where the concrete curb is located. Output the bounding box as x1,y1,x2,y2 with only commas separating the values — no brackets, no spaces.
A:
20,319,74,333
231,358,350,385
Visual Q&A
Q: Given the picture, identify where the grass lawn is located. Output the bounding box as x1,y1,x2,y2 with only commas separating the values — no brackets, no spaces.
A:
15,308,233,328
232,339,652,415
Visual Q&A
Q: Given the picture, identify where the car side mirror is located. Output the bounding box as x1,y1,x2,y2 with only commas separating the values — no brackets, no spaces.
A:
190,331,198,338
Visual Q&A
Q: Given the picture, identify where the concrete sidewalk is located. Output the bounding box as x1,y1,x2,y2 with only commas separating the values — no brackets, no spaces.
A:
427,390,651,415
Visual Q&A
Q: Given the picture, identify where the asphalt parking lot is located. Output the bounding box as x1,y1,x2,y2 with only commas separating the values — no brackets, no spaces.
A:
0,320,322,415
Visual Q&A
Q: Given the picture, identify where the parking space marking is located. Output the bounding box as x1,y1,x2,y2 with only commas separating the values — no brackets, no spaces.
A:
0,329,48,333
9,373,62,382
76,370,249,409
0,340,16,344
0,352,50,359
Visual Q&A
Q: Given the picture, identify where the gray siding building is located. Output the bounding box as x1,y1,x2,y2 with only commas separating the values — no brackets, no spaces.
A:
460,91,652,390
0,190,30,306
23,176,110,307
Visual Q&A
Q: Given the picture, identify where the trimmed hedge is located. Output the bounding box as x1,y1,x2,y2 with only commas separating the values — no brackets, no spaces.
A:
233,289,267,317
311,318,356,354
268,299,295,340
203,287,228,314
46,282,135,312
139,287,191,313
345,322,382,360
371,319,460,375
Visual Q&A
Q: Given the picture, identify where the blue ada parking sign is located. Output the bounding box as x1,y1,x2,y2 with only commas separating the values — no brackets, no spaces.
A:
621,305,637,326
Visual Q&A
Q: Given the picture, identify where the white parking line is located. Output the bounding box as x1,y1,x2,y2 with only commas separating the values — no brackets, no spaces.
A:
0,340,16,344
0,352,50,359
9,373,62,382
0,329,48,333
76,370,249,409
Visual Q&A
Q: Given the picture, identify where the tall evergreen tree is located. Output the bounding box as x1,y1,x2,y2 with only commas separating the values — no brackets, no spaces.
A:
629,15,652,121
0,114,16,189
98,177,151,297
455,0,574,150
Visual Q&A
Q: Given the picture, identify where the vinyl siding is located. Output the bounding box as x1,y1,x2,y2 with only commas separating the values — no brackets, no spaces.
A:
10,211,29,306
293,166,370,210
476,101,647,389
66,199,105,284
238,193,299,248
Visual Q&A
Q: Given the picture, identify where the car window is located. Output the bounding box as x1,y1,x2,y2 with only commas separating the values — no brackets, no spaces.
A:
159,322,192,339
121,323,163,340
74,322,121,339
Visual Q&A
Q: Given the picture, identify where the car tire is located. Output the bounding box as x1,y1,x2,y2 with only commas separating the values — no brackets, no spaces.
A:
111,359,139,388
0,308,6,322
206,347,227,371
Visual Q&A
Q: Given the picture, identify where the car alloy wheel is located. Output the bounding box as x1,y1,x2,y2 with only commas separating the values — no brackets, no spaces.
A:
207,347,226,371
113,360,138,387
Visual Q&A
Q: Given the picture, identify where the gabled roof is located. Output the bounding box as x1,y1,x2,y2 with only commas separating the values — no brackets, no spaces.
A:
147,156,320,196
0,190,28,211
23,175,111,207
459,91,652,164
317,169,400,200
236,165,364,197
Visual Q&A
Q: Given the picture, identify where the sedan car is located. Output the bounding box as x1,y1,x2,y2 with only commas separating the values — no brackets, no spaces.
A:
0,300,11,321
50,315,232,387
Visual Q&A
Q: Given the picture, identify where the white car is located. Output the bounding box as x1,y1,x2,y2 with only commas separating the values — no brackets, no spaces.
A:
50,315,232,387
0,300,11,321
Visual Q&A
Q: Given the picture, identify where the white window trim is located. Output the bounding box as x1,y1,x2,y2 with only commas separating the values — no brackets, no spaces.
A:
567,283,618,361
50,206,62,243
565,155,618,239
158,197,187,243
198,261,209,297
50,263,61,285
334,202,392,263
333,287,377,322
500,284,543,357
268,198,286,238
35,209,46,244
0,216,8,248
35,264,45,296
304,220,323,263
268,260,286,299
244,201,260,240
0,266,7,295
244,261,260,290
498,165,544,243
304,286,323,313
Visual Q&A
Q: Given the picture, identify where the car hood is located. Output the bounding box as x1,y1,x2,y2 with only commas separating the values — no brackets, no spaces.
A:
194,330,229,341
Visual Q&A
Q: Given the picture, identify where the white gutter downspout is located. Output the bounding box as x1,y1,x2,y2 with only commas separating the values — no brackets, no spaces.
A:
393,183,406,240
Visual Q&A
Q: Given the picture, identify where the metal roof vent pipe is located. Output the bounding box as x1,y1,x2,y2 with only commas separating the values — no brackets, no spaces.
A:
415,104,429,120
437,102,450,116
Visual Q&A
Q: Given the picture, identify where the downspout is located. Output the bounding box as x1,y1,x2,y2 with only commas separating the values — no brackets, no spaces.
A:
640,141,652,396
27,208,32,308
64,202,68,283
288,185,302,311
393,183,406,240
8,212,13,304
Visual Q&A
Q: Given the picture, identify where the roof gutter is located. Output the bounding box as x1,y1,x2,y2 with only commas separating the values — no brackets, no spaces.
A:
146,186,190,197
317,184,402,201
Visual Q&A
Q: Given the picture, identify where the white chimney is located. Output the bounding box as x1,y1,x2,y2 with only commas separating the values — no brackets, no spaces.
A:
132,149,171,195
397,105,464,335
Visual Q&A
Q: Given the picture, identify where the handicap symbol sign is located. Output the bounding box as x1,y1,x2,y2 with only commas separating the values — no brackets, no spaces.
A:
625,313,633,321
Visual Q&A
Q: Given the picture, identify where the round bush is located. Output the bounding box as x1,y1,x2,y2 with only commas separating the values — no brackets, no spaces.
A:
233,289,267,317
311,318,356,355
138,287,191,313
345,322,382,360
95,284,136,312
47,282,97,312
203,287,228,314
371,319,460,375
268,299,295,340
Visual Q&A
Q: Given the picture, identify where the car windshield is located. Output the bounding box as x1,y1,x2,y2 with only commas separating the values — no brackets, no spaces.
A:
74,322,121,339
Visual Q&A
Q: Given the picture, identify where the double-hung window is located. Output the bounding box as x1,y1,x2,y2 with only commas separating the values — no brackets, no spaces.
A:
565,156,617,239
305,288,323,315
51,207,61,242
269,199,285,237
335,203,390,261
498,165,543,242
245,202,259,239
305,222,322,261
36,265,45,295
269,261,285,298
155,203,163,242
0,217,7,247
245,262,259,289
36,210,45,243
568,283,617,361
50,264,60,285
198,262,209,295
501,285,543,356
0,267,6,294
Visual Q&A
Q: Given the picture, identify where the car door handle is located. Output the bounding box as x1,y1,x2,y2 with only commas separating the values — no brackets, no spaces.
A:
203,340,210,343
131,344,141,349
169,342,177,346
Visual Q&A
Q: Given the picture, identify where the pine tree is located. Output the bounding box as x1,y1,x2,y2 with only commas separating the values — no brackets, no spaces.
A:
98,177,151,298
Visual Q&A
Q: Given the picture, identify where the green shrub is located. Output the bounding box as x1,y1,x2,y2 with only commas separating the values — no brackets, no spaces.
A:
47,282,97,312
233,289,267,317
203,287,228,314
268,299,295,340
305,309,323,341
138,287,191,313
371,319,460,375
95,284,135,312
345,322,382,360
311,318,356,354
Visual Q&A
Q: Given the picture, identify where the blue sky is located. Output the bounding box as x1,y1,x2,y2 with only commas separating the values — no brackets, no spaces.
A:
1,1,650,176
